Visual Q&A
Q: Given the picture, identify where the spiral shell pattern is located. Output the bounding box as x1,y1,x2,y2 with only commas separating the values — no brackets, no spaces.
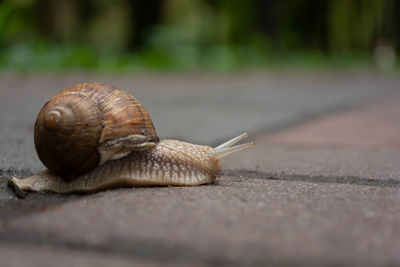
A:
34,82,158,180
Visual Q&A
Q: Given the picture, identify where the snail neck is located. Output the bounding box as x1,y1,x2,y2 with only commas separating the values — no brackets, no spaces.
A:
98,134,158,165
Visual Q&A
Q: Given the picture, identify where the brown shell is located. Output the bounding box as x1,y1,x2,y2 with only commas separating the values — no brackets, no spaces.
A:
34,82,158,180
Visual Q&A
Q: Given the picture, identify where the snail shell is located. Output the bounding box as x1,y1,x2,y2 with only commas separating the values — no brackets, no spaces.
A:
34,82,159,180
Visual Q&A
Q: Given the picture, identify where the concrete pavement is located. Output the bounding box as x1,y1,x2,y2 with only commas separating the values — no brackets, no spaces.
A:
1,71,400,266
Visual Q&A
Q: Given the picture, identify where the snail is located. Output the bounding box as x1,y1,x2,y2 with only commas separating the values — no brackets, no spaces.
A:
8,82,254,197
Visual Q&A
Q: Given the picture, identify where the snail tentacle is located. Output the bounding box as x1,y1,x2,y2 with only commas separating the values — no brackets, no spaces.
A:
215,133,249,149
213,134,255,159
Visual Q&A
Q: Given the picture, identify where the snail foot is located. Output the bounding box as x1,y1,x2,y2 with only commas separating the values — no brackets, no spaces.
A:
8,177,28,198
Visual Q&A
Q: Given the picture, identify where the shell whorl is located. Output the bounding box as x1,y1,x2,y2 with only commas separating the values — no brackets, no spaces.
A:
34,92,103,179
34,82,158,180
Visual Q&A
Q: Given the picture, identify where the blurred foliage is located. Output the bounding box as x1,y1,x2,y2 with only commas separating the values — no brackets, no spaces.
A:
0,0,398,71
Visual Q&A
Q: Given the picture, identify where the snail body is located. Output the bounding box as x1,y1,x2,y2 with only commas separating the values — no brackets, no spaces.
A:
9,82,254,196
10,136,252,196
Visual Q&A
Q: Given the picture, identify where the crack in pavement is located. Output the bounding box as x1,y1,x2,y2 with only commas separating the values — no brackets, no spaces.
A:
0,232,306,267
0,234,226,266
222,169,400,188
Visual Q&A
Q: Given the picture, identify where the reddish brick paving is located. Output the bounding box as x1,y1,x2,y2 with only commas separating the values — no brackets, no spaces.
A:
265,92,400,148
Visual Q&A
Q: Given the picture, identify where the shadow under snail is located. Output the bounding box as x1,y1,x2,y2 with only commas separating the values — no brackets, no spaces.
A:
8,82,254,197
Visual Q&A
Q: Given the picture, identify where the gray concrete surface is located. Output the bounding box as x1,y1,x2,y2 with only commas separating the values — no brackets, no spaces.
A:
0,72,398,169
1,71,400,266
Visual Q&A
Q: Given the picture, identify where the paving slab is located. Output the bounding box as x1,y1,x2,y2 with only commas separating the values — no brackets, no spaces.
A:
222,142,400,183
1,72,400,266
223,91,400,182
1,177,400,266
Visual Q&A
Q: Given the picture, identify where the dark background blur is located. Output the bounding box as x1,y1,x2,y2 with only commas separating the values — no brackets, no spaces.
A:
0,0,398,71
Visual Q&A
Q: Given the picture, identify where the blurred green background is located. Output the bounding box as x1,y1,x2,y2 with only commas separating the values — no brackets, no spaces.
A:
0,0,398,71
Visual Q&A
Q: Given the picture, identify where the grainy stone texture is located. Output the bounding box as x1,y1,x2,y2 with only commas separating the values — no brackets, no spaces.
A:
2,178,400,266
1,71,400,266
